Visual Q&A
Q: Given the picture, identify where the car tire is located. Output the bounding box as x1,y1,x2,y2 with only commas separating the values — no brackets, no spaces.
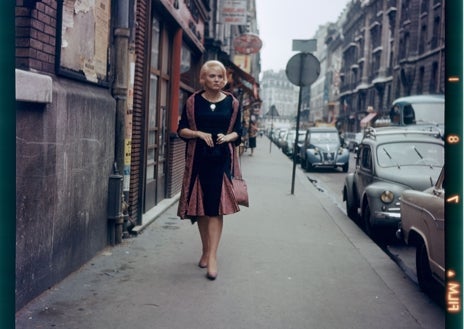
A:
306,160,313,172
342,162,349,173
362,202,374,237
416,239,435,294
344,187,358,221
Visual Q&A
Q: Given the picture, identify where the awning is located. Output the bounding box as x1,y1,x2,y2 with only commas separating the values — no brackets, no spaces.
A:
360,112,377,128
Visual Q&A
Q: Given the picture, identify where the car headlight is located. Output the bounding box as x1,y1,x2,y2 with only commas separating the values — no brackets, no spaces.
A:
380,190,394,203
338,147,344,155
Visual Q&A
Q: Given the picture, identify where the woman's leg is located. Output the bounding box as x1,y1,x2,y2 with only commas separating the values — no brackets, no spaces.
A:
207,215,223,278
197,216,209,267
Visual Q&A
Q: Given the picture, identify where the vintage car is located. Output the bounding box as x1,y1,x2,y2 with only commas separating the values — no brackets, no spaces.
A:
396,166,445,293
389,94,444,136
299,127,350,172
343,127,444,237
282,129,306,158
344,132,364,152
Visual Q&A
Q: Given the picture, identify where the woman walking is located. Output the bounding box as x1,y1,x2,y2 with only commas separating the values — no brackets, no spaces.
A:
177,60,242,280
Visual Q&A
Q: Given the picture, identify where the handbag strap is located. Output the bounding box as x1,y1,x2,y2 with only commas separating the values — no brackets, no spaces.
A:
231,146,242,179
223,93,241,179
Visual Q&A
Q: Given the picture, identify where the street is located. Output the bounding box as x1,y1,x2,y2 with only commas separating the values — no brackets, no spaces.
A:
16,138,445,329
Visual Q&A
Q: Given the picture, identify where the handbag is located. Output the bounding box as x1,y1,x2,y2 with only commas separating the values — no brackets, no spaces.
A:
232,176,249,207
231,147,249,207
224,103,249,207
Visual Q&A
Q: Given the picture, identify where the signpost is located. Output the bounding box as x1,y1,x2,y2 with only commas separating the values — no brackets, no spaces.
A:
285,43,321,194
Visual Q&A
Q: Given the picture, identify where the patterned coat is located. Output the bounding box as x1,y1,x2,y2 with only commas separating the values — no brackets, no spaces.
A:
177,91,241,220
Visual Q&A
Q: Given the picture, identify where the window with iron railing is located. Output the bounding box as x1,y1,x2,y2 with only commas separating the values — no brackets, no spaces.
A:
429,62,438,93
401,0,410,22
421,0,429,13
417,67,424,94
431,16,441,49
419,25,427,54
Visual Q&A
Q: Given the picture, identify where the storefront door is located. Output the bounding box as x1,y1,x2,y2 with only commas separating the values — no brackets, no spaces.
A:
144,15,170,212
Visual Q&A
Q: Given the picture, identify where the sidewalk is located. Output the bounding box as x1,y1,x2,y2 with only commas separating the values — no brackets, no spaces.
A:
15,138,444,329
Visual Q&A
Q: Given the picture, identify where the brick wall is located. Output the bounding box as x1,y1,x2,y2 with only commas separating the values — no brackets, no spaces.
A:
16,0,57,73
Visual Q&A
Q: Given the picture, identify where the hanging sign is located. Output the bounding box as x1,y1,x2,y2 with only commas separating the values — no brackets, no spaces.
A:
233,33,263,54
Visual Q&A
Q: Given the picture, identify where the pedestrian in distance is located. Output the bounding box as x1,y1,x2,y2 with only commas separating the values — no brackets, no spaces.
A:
177,60,242,281
248,120,258,156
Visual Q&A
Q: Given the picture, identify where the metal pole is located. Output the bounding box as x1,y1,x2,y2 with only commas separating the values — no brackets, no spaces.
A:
290,53,306,194
291,87,303,194
269,112,273,153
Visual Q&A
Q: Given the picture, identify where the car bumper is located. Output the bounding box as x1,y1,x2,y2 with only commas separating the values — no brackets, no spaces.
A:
373,210,401,225
310,161,347,167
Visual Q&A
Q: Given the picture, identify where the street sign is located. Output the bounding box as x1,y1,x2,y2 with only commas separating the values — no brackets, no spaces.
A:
285,52,321,87
292,39,317,53
285,51,320,195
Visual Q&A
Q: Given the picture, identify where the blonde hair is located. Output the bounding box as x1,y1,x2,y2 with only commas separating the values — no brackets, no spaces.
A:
199,60,228,87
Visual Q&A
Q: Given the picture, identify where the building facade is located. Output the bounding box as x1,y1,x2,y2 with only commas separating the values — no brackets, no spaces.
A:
260,69,299,129
336,0,445,133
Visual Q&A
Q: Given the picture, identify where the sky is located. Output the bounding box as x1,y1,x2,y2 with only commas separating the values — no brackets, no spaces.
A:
255,0,351,72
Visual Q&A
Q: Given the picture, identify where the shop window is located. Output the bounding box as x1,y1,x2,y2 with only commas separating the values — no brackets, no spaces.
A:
151,19,160,69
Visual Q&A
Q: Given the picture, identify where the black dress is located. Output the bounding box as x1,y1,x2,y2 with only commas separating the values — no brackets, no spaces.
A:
178,93,241,216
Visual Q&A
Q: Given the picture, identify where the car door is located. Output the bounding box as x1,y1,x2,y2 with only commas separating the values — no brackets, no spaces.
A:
419,170,445,277
356,144,374,199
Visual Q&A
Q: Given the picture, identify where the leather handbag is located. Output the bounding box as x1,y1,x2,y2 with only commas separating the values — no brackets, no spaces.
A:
232,176,249,207
231,147,249,207
225,95,249,207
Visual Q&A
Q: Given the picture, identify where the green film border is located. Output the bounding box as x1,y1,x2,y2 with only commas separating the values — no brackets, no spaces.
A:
445,0,463,328
0,1,16,329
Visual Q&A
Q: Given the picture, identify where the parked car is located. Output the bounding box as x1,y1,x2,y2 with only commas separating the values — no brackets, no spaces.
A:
343,127,444,237
396,166,445,293
299,127,350,172
276,129,288,148
389,94,444,136
344,132,363,152
282,129,306,158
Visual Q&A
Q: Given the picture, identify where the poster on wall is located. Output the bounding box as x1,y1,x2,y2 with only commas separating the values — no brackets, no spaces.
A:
58,0,111,85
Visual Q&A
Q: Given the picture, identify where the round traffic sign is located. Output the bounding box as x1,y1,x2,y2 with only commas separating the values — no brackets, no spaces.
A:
285,52,321,86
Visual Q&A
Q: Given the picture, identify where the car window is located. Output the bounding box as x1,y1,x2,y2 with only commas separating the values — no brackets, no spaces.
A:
376,142,444,167
412,102,444,124
403,105,415,124
360,146,372,171
310,132,339,144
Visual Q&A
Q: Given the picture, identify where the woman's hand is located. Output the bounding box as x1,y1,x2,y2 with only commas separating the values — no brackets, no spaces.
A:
217,133,237,144
197,131,214,147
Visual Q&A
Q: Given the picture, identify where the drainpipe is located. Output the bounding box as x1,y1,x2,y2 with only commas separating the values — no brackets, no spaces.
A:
108,163,123,245
109,0,131,244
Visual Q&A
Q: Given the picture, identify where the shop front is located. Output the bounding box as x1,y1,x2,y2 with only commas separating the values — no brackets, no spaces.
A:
129,0,208,225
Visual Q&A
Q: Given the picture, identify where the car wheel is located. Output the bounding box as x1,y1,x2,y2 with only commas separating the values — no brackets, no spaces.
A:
344,187,358,221
362,202,374,237
416,239,435,294
306,160,313,172
342,162,349,173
